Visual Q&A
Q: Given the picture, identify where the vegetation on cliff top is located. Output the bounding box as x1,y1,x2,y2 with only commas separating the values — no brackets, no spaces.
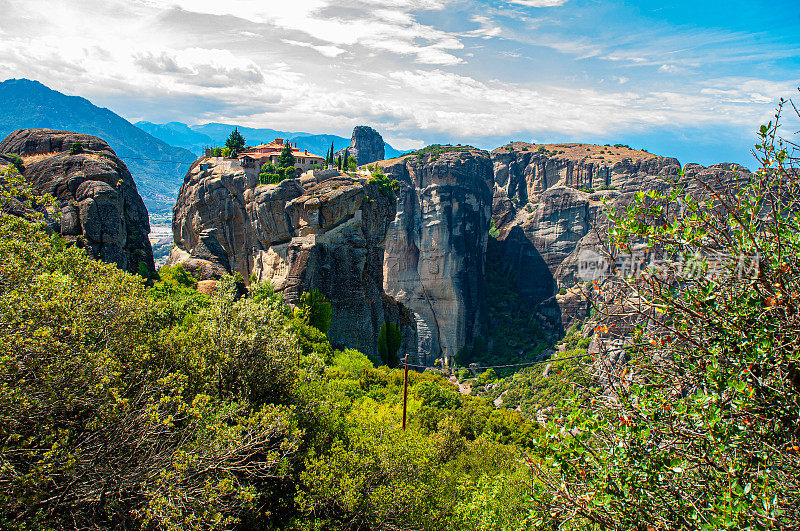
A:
410,144,479,163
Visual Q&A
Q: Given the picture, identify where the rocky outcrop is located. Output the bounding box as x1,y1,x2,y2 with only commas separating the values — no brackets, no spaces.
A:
489,142,751,328
0,129,154,274
378,147,493,366
336,126,385,166
168,158,414,359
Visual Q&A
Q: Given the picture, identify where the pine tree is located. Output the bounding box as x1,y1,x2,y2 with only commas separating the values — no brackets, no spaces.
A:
225,127,246,158
278,142,296,169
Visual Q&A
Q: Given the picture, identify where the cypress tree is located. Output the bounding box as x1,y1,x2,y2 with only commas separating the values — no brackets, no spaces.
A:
278,142,296,169
225,127,246,158
343,148,349,170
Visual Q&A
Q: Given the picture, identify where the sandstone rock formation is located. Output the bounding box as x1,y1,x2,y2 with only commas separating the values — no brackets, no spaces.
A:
168,158,414,359
167,137,753,368
378,147,493,366
336,126,385,166
0,129,154,274
489,142,751,328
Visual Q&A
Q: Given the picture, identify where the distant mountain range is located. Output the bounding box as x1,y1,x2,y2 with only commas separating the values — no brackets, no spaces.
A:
135,121,406,160
0,78,405,223
0,79,196,221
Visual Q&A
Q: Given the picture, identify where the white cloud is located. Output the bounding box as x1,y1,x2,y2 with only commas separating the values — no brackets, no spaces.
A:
508,0,568,7
383,136,425,150
281,39,346,58
141,0,464,65
0,0,794,154
134,48,267,87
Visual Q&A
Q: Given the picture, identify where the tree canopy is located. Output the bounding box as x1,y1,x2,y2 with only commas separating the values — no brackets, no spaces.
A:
225,128,246,158
278,141,295,168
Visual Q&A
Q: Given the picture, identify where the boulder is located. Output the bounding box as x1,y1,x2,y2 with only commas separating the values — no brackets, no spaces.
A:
0,129,154,274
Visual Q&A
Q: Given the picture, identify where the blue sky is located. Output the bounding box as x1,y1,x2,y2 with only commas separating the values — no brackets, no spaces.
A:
0,0,798,167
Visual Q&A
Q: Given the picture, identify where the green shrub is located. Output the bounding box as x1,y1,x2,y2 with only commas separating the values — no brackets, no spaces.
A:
530,107,800,529
295,289,332,334
377,321,402,368
0,211,302,529
476,368,497,385
157,263,196,288
331,348,373,378
3,153,24,172
413,379,460,410
69,142,83,155
368,172,400,198
488,218,500,239
137,260,150,280
259,172,282,185
250,279,282,304
289,316,334,362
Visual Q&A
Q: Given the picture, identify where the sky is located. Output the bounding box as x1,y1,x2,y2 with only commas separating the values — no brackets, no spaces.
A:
0,0,798,167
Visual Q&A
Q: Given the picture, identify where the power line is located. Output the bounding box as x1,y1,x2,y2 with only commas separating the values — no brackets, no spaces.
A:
400,352,591,372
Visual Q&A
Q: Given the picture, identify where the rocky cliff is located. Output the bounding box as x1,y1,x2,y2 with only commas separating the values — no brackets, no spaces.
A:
0,129,154,274
378,147,493,366
166,137,752,366
490,142,751,328
336,126,385,166
168,160,414,359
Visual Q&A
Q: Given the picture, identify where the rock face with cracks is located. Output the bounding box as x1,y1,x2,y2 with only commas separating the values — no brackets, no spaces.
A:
378,147,493,366
168,158,414,359
489,142,751,328
335,126,385,166
169,140,754,366
0,129,154,274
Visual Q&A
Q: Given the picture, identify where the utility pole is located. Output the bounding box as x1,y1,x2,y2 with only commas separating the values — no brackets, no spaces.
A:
402,351,410,430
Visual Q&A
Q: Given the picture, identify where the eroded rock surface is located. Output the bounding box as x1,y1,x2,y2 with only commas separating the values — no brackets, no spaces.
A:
336,126,385,166
490,142,751,328
169,158,414,358
378,148,493,365
0,129,154,274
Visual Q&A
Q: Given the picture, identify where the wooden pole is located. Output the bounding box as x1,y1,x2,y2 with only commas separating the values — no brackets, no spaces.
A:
402,351,410,430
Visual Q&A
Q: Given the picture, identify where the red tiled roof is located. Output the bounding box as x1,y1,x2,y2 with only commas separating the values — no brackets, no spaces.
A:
239,138,324,159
